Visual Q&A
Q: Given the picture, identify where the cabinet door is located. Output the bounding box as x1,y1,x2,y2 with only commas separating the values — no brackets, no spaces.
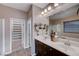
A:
48,47,53,56
48,46,68,56
35,40,48,56
35,40,68,56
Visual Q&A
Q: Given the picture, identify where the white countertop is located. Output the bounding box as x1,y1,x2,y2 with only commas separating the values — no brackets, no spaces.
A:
35,35,79,56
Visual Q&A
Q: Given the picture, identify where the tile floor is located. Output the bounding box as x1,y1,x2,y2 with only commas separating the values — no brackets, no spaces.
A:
6,48,31,56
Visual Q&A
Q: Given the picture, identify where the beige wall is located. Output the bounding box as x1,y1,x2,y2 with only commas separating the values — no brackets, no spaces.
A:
0,4,27,19
49,16,79,39
0,4,27,54
27,6,32,20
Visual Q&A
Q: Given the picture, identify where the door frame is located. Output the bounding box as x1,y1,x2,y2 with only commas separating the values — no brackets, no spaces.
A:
2,19,5,55
27,19,32,48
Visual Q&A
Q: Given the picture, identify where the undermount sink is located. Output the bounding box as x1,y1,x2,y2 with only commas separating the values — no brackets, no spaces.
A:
53,41,78,55
54,40,79,55
52,40,72,49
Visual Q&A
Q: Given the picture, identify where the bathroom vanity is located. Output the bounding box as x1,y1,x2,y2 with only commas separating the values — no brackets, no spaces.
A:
35,36,79,56
35,39,68,56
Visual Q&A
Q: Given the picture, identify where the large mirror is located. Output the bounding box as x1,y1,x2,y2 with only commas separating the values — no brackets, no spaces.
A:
48,4,79,41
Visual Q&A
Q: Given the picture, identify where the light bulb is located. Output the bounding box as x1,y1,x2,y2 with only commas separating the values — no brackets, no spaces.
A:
41,11,44,15
44,9,47,13
48,6,52,11
54,3,59,7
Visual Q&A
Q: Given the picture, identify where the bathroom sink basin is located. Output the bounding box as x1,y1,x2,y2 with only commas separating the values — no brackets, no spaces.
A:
52,41,79,55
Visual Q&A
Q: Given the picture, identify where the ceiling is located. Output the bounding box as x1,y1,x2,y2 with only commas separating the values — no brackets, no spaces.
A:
1,3,48,12
33,3,48,8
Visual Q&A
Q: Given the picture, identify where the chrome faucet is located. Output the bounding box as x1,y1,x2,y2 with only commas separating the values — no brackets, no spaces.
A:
64,39,71,46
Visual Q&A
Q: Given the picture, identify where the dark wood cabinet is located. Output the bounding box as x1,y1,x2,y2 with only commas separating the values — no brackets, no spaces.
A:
35,39,68,56
35,39,48,56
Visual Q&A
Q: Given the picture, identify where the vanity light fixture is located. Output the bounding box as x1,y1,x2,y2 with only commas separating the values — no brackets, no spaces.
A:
54,3,59,7
41,11,44,15
44,9,47,13
48,6,52,11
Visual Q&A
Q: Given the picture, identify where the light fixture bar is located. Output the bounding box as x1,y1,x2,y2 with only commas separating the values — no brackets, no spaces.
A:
54,3,59,7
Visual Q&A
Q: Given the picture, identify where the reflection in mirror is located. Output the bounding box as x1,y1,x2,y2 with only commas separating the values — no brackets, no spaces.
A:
49,4,79,41
49,20,63,41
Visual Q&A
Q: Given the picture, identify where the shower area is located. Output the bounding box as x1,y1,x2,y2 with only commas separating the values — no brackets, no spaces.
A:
0,18,31,56
9,18,31,56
